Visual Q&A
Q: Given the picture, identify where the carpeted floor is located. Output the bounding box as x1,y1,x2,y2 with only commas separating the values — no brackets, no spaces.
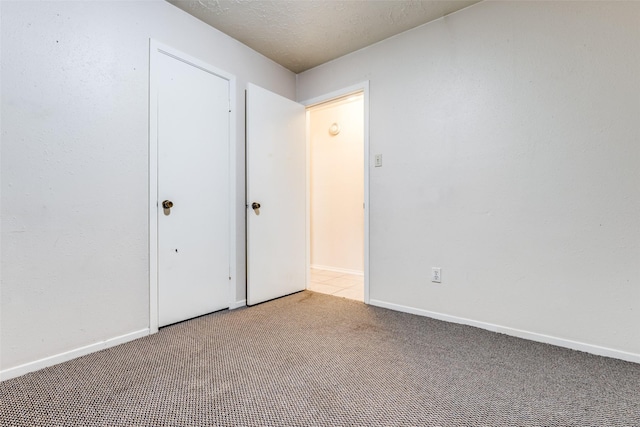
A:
1,290,639,426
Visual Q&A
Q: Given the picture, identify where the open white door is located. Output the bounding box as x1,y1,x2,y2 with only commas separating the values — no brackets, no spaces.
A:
246,83,306,305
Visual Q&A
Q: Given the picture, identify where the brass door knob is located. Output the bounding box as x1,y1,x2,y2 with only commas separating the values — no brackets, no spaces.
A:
162,200,174,209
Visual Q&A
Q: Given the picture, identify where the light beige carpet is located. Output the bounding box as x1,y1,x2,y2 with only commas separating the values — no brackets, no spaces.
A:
1,290,639,426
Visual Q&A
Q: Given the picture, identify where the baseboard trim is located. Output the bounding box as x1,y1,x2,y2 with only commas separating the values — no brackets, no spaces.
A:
369,299,640,364
229,299,246,310
0,328,150,382
311,264,364,276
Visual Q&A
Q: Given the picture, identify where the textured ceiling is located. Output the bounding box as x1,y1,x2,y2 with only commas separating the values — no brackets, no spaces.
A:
168,0,480,73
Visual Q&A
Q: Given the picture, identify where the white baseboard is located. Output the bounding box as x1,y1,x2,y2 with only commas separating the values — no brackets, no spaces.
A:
369,299,640,364
229,299,246,310
311,264,364,276
0,328,150,382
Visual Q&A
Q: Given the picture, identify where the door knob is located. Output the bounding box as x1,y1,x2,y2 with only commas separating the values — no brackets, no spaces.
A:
252,202,261,210
162,200,174,209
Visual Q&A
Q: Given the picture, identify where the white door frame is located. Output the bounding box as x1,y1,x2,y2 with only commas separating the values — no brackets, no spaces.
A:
300,81,370,304
149,39,237,333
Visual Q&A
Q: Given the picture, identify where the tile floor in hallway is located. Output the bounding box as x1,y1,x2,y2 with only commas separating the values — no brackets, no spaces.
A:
308,268,364,302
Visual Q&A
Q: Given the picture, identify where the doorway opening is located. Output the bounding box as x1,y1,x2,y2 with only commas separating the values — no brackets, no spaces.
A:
305,91,366,302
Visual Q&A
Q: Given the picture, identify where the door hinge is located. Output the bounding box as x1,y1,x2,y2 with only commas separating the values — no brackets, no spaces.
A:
229,99,232,113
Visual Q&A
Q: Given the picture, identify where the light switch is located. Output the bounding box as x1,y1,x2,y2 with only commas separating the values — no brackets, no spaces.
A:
374,154,382,167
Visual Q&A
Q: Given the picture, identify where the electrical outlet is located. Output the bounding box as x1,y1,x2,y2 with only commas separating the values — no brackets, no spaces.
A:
374,154,382,167
432,267,441,283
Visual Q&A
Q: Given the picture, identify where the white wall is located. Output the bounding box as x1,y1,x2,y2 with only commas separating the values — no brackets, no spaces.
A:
0,0,295,374
297,1,640,359
309,96,364,273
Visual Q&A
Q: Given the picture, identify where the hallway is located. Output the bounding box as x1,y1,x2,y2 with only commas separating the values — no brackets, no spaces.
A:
308,268,364,301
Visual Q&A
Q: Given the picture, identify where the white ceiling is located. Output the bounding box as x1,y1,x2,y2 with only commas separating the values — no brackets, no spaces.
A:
168,0,480,73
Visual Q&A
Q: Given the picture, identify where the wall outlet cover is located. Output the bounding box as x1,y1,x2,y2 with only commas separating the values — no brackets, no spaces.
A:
432,267,441,283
